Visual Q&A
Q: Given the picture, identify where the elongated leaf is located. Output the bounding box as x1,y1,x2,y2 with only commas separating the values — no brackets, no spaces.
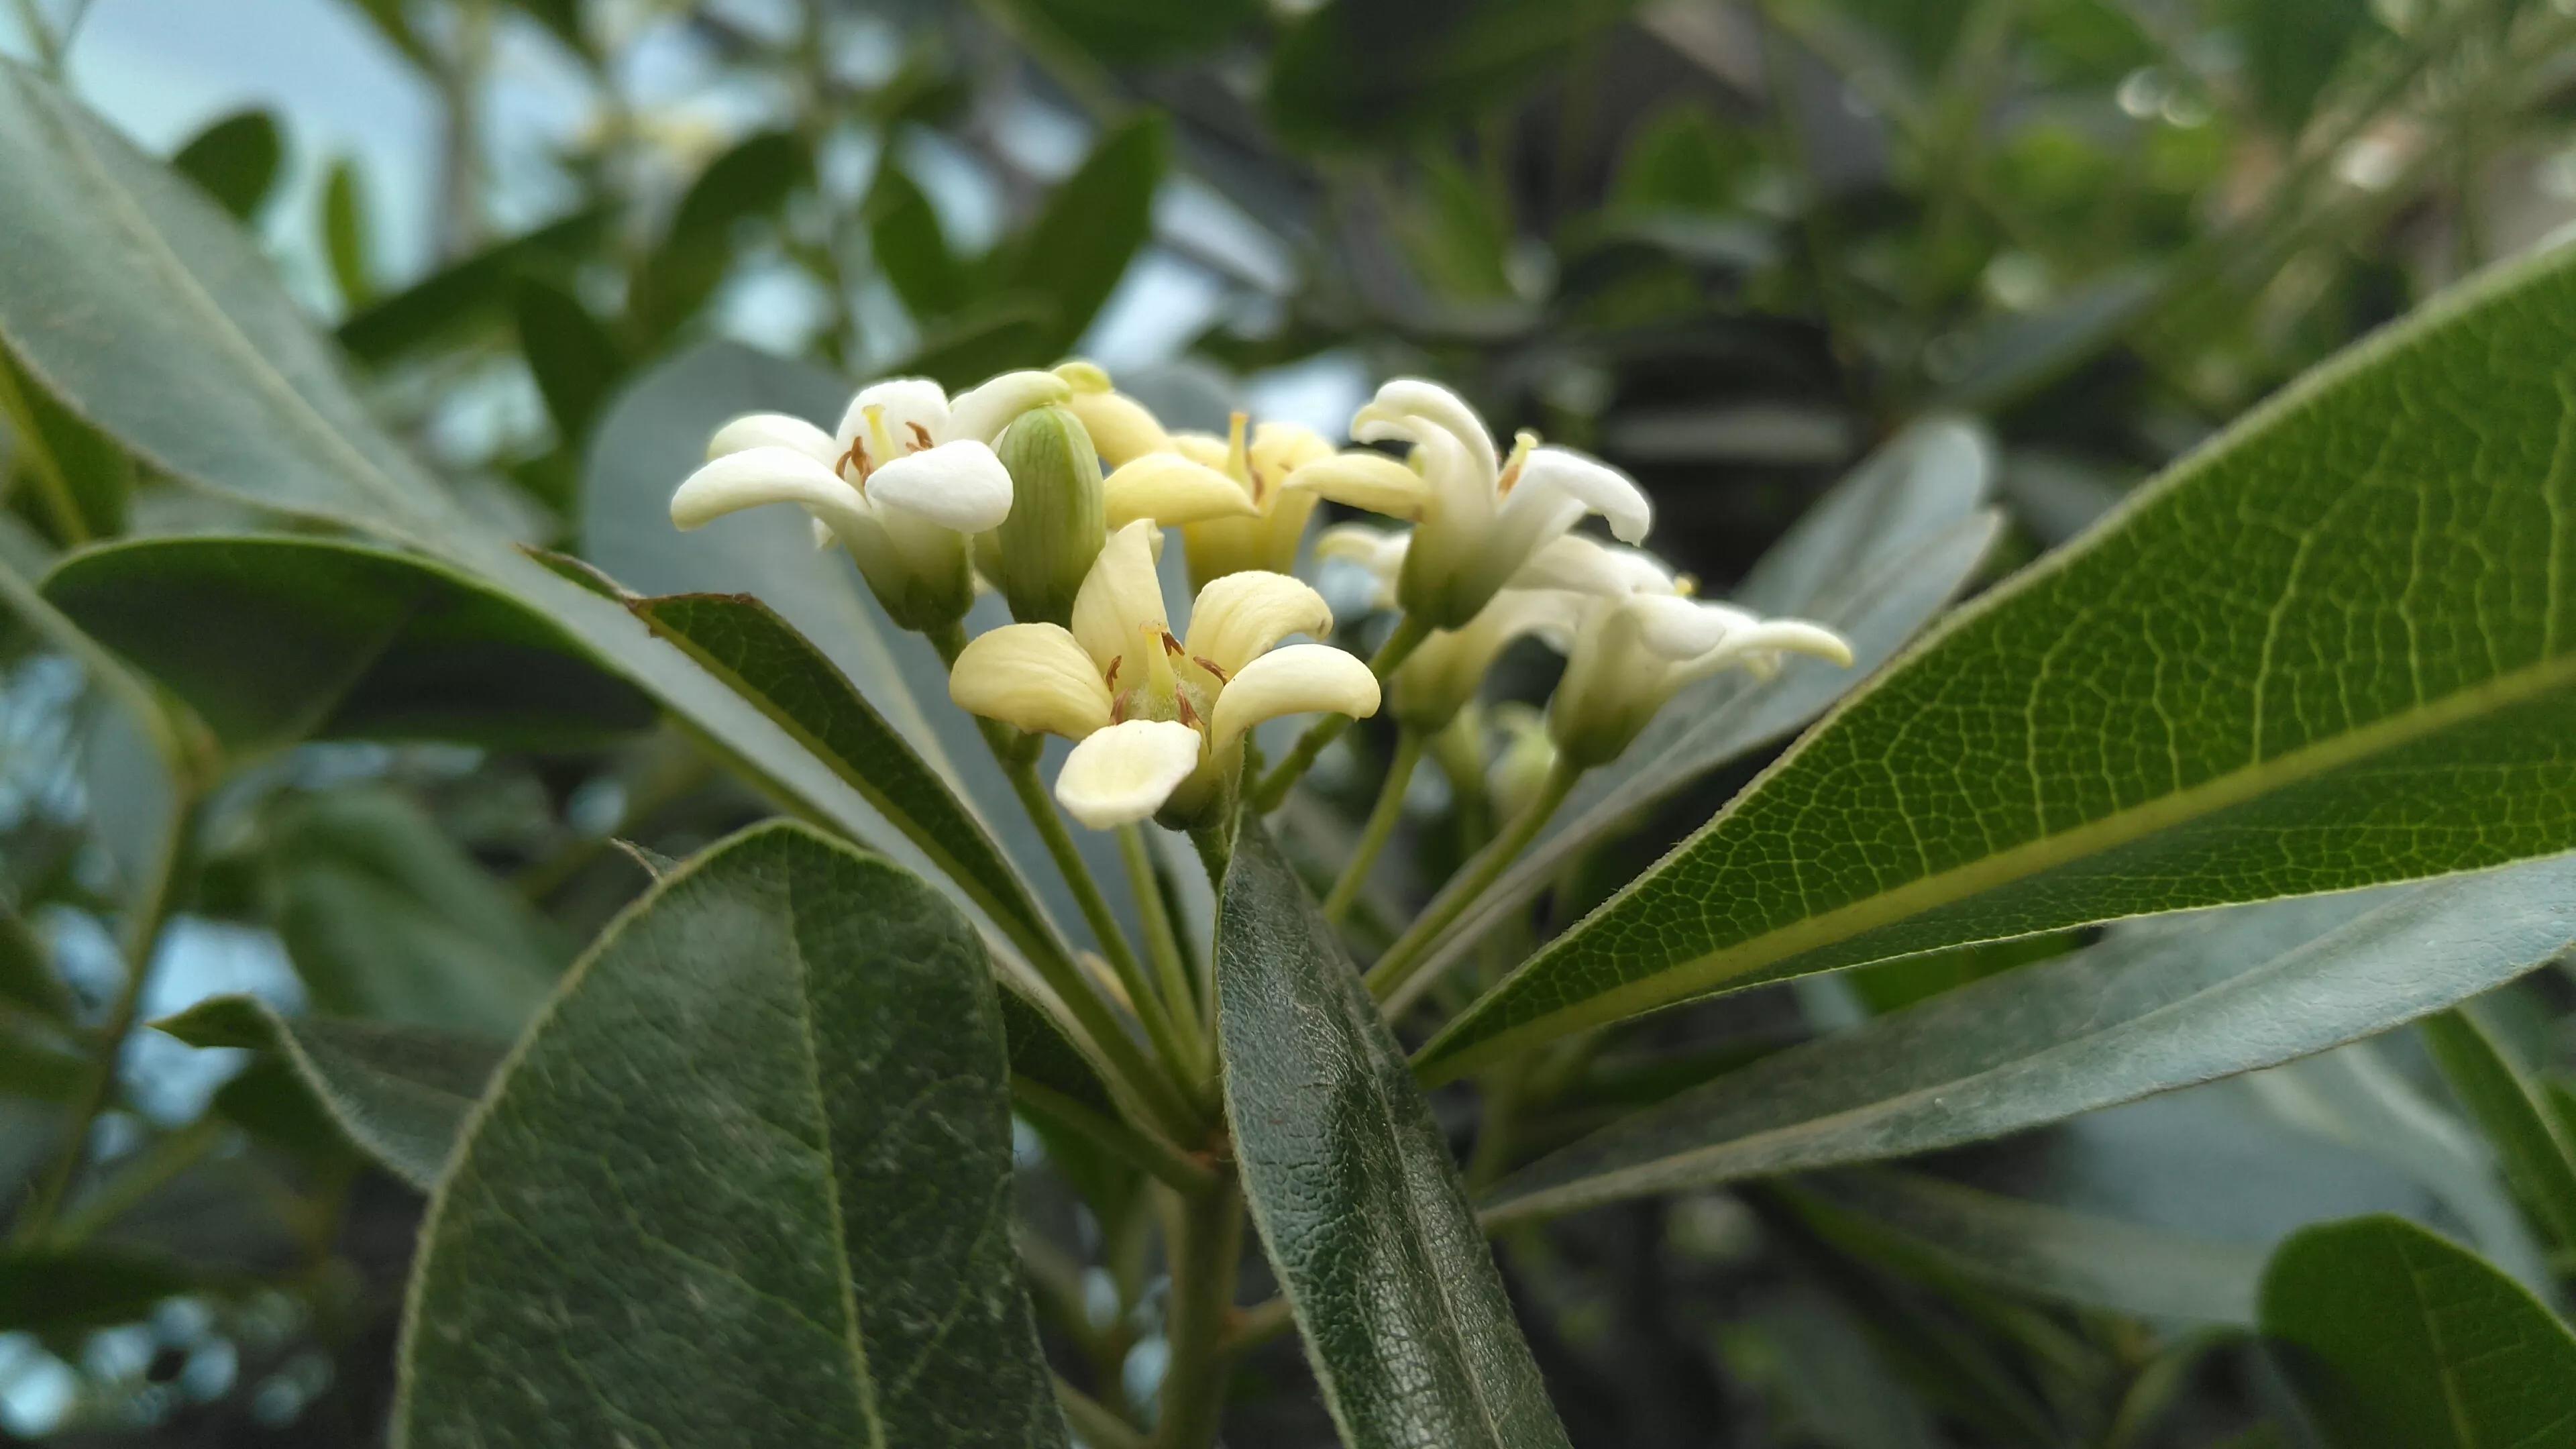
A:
512,277,625,444
1004,0,1259,63
170,109,282,221
339,207,609,364
1787,1169,2265,1325
1000,115,1165,354
1424,245,2576,1080
394,822,1067,1449
1267,0,1646,148
1485,857,2576,1224
2260,1215,2576,1447
0,905,65,1022
2421,1006,2576,1252
1391,421,2000,1010
320,157,372,307
155,994,502,1190
630,131,808,341
43,534,657,751
867,160,967,322
0,347,129,541
0,1248,197,1332
1218,825,1572,1449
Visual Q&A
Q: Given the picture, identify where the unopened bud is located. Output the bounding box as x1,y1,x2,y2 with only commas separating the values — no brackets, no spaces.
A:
989,406,1107,627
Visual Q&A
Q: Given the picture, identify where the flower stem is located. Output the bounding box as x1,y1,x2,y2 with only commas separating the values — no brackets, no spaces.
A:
1324,729,1421,924
1250,614,1432,812
1364,760,1582,1006
1119,824,1210,1086
1151,1173,1244,1449
1057,1378,1146,1449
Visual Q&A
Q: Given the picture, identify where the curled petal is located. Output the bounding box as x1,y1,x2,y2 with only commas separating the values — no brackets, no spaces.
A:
1104,454,1257,529
865,439,1015,533
1185,571,1334,676
707,412,837,464
1056,720,1204,828
1513,535,1674,597
1515,447,1654,543
944,369,1073,445
1066,389,1173,468
1315,523,1409,608
1210,643,1380,752
671,447,870,536
1352,378,1498,477
1071,519,1172,677
837,378,950,466
1283,451,1431,517
1250,421,1334,484
948,623,1114,739
1696,619,1856,674
1628,594,1740,660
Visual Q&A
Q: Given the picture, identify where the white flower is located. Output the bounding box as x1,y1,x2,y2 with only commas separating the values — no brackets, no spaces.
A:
1282,379,1654,628
1316,523,1580,732
947,521,1382,828
669,370,1069,631
1527,537,1854,767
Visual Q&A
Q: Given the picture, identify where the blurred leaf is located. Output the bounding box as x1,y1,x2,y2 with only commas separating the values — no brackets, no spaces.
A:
320,156,373,307
44,533,658,751
338,206,610,364
1267,0,1644,149
501,0,587,58
0,1248,195,1332
157,993,502,1189
998,114,1166,354
898,295,1061,390
1389,153,1515,299
262,786,566,1038
2232,0,2379,133
1001,0,1259,63
0,1014,85,1102
0,347,128,542
511,278,625,445
1485,862,2576,1224
629,130,808,342
866,159,967,322
1218,825,1574,1449
0,903,66,1022
169,109,282,221
341,0,435,69
1930,264,2163,412
2421,1006,2576,1253
1610,102,1755,214
1425,249,2576,1080
1395,421,1998,1008
2260,1215,2576,1447
394,823,1067,1448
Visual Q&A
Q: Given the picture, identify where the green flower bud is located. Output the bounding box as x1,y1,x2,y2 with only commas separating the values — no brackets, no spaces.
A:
989,406,1108,627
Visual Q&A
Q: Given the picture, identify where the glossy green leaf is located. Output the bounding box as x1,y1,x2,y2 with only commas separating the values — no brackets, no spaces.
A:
320,156,373,307
2421,1006,2576,1253
1486,858,2576,1224
393,822,1067,1449
43,534,657,751
0,346,129,542
512,277,625,445
897,297,1061,392
155,994,502,1190
338,207,608,364
2259,1215,2576,1448
999,115,1165,354
170,109,282,221
1391,421,2000,1011
261,786,567,1038
1217,825,1572,1449
1786,1169,2265,1324
867,159,968,322
0,1248,197,1332
1267,0,1644,149
630,130,808,341
1424,246,2576,1080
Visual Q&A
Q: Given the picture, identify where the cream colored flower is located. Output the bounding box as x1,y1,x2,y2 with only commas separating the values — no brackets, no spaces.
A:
948,521,1381,828
1317,523,1580,733
1527,537,1854,767
669,370,1068,631
1283,379,1654,628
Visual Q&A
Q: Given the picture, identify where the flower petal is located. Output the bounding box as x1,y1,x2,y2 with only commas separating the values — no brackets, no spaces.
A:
1513,535,1674,596
1315,523,1408,608
1185,571,1334,676
670,447,869,535
1282,451,1432,517
1628,594,1739,660
1515,447,1654,543
1055,719,1203,828
1693,619,1856,674
1065,389,1173,468
943,369,1073,445
837,378,950,466
1249,421,1334,489
707,412,838,464
1103,454,1258,529
1210,643,1380,751
947,623,1114,739
865,439,1015,533
1352,378,1498,476
1071,519,1171,677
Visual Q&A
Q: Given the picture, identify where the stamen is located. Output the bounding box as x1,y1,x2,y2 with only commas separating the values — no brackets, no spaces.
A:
1175,693,1201,729
1105,657,1122,690
1496,429,1539,496
1674,574,1699,599
861,405,903,474
1193,655,1231,682
906,421,934,452
1161,631,1187,657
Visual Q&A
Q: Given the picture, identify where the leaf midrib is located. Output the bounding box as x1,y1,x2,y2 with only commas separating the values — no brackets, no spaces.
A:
1427,645,2576,1079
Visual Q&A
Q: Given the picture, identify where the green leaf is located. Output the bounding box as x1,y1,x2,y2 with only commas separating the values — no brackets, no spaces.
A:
1267,0,1644,150
262,786,566,1038
1785,1169,2265,1325
394,822,1067,1449
2420,1006,2576,1254
169,109,282,221
1422,246,2576,1080
2259,1215,2576,1447
999,115,1165,354
155,994,502,1190
1485,859,2576,1224
42,534,657,751
511,277,625,445
865,160,968,323
629,130,808,342
0,1248,197,1332
2233,0,2379,133
0,904,66,1023
1000,0,1258,63
1391,421,1999,1010
1216,825,1572,1449
1609,102,1755,215
338,207,610,364
897,297,1061,392
0,345,129,541
320,156,374,307
1930,265,2165,413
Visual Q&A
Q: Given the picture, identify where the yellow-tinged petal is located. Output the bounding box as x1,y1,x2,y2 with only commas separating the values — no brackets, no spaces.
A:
945,370,1072,445
1103,454,1258,529
1066,390,1174,468
1281,451,1431,517
1071,520,1171,678
1210,643,1379,751
947,623,1114,740
671,447,871,536
707,412,838,464
1170,433,1230,470
1055,720,1203,828
1184,571,1333,676
1249,421,1334,488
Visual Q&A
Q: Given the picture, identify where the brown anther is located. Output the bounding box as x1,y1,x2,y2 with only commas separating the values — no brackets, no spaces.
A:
1193,655,1231,682
1246,464,1266,504
1495,456,1525,496
1110,695,1127,723
1175,693,1201,728
906,421,934,452
1104,657,1122,690
1161,631,1187,657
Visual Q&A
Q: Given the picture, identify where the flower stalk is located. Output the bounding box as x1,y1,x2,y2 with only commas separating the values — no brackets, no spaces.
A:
1324,729,1421,924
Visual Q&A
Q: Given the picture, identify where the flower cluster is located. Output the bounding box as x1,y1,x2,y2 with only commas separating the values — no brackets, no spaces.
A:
670,365,1851,830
